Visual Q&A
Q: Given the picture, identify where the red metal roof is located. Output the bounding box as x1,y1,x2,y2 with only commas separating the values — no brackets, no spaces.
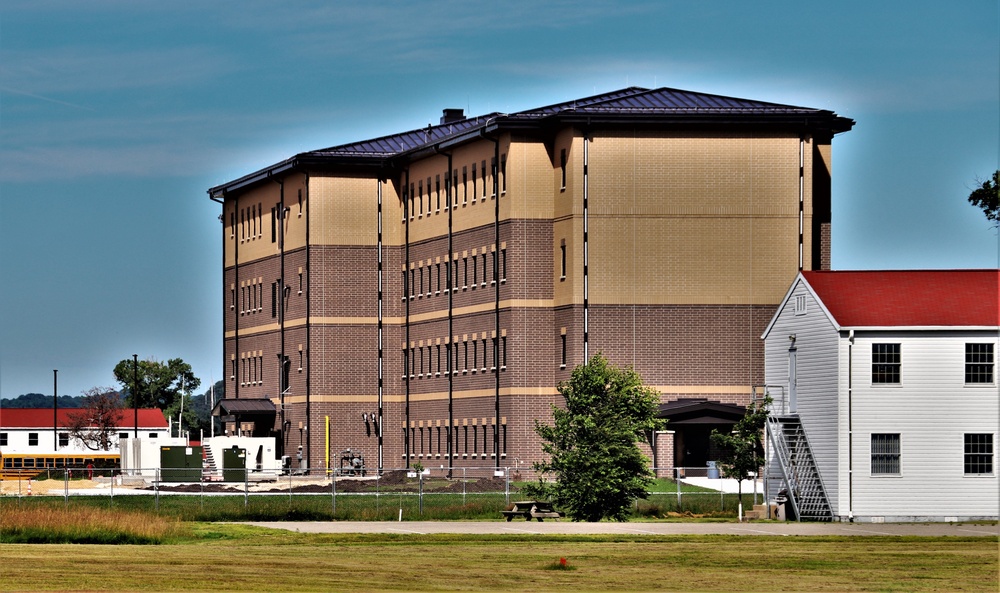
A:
0,408,168,429
802,270,999,327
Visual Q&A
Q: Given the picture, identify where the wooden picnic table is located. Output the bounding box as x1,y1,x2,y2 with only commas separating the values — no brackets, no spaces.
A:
501,500,564,522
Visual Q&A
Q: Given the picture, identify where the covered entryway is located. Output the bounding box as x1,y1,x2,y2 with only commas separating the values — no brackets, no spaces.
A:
657,399,746,471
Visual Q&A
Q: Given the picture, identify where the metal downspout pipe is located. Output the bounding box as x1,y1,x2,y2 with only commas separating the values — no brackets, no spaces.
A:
847,329,854,521
304,173,311,471
403,168,411,466
377,177,385,472
583,132,590,360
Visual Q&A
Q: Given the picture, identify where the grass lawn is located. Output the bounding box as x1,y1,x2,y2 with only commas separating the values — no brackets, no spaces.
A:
0,523,996,592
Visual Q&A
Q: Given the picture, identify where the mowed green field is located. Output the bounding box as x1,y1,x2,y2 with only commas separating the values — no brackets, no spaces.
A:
1,524,996,592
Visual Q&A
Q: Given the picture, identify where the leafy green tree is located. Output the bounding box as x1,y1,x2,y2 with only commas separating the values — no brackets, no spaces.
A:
113,358,200,431
526,354,664,522
710,396,771,517
968,170,999,226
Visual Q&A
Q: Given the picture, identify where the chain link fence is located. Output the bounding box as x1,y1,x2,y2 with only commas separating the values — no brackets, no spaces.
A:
1,466,759,519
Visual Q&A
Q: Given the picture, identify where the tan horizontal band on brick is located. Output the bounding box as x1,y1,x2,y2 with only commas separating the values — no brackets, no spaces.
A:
306,299,554,326
289,387,560,405
224,318,306,339
651,385,756,395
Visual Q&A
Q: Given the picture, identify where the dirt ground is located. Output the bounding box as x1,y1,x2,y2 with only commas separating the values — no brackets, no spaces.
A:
0,478,101,495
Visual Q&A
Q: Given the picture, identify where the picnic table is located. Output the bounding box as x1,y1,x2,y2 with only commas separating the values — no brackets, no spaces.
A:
501,500,564,522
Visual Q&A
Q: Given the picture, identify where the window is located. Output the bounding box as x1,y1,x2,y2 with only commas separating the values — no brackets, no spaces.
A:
462,166,468,204
794,295,807,315
271,281,278,318
560,243,567,279
417,180,423,215
561,333,567,368
58,433,69,448
964,434,994,474
28,433,38,447
481,159,487,198
435,175,441,211
0,433,7,446
871,433,900,475
149,433,158,439
560,149,567,189
471,163,476,201
427,176,432,214
500,154,507,194
119,432,129,441
482,253,488,285
501,247,507,282
872,343,900,384
490,157,497,197
271,207,277,242
965,343,994,384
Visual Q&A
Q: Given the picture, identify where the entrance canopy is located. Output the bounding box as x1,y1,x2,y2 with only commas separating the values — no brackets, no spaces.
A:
211,399,277,438
657,398,746,425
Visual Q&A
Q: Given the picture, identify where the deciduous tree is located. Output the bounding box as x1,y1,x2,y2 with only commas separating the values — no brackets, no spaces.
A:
710,396,771,518
113,358,200,429
66,387,124,451
968,170,1000,226
526,354,664,522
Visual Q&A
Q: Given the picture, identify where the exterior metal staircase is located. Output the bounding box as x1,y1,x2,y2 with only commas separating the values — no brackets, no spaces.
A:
766,415,832,521
202,446,222,482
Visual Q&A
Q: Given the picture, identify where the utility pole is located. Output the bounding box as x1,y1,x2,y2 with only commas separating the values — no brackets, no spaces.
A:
133,354,139,439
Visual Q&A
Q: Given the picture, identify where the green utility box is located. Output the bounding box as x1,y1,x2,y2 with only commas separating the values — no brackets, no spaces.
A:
160,446,203,482
222,446,247,482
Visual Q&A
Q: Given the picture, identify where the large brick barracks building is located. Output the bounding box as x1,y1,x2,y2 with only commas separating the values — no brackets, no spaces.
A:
208,87,853,474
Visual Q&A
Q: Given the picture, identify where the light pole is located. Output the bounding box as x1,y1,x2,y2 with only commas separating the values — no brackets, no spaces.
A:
132,354,139,439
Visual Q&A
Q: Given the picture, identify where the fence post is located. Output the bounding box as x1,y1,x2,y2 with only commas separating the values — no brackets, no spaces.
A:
418,471,423,516
64,470,69,507
462,467,466,505
155,468,160,512
244,468,248,509
331,468,336,517
505,467,509,506
675,467,682,511
288,469,293,508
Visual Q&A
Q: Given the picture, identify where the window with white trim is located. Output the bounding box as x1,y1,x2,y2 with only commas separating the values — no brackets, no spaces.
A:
965,343,994,384
872,343,900,384
964,433,994,475
871,433,900,475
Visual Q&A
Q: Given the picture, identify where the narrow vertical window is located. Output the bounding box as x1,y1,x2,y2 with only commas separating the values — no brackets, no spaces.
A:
500,154,507,194
481,337,488,370
462,166,468,204
501,335,507,369
481,253,488,285
271,207,277,243
561,333,567,368
417,180,423,216
560,148,567,190
501,247,507,282
560,242,567,279
463,257,468,289
426,177,432,215
481,159,487,198
471,255,477,287
490,157,497,197
471,163,477,201
297,188,302,216
471,340,477,373
435,175,441,211
271,282,278,318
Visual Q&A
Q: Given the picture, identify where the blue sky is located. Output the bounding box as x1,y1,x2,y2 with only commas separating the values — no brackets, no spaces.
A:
1,1,998,399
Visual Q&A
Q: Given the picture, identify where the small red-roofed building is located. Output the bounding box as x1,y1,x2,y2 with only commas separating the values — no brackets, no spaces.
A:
0,408,169,457
761,270,998,522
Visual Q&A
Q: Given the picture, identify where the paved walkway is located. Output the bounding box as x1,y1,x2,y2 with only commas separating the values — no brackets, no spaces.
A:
247,520,998,537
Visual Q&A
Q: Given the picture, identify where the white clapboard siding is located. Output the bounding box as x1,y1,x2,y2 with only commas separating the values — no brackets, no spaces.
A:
846,330,998,519
764,278,841,511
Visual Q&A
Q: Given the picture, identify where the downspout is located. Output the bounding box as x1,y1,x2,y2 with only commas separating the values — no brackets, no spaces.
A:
304,173,311,471
276,177,287,454
492,138,501,467
847,329,854,522
798,137,805,272
403,168,411,467
444,152,454,476
582,131,590,360
376,176,384,472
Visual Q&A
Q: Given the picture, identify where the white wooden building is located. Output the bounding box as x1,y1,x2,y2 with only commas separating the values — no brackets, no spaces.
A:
762,270,998,522
0,408,169,457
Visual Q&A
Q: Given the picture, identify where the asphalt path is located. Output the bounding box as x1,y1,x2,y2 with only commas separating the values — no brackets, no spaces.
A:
247,520,999,537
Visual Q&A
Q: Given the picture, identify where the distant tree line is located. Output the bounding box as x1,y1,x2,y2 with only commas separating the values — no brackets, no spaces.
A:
1,393,85,408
